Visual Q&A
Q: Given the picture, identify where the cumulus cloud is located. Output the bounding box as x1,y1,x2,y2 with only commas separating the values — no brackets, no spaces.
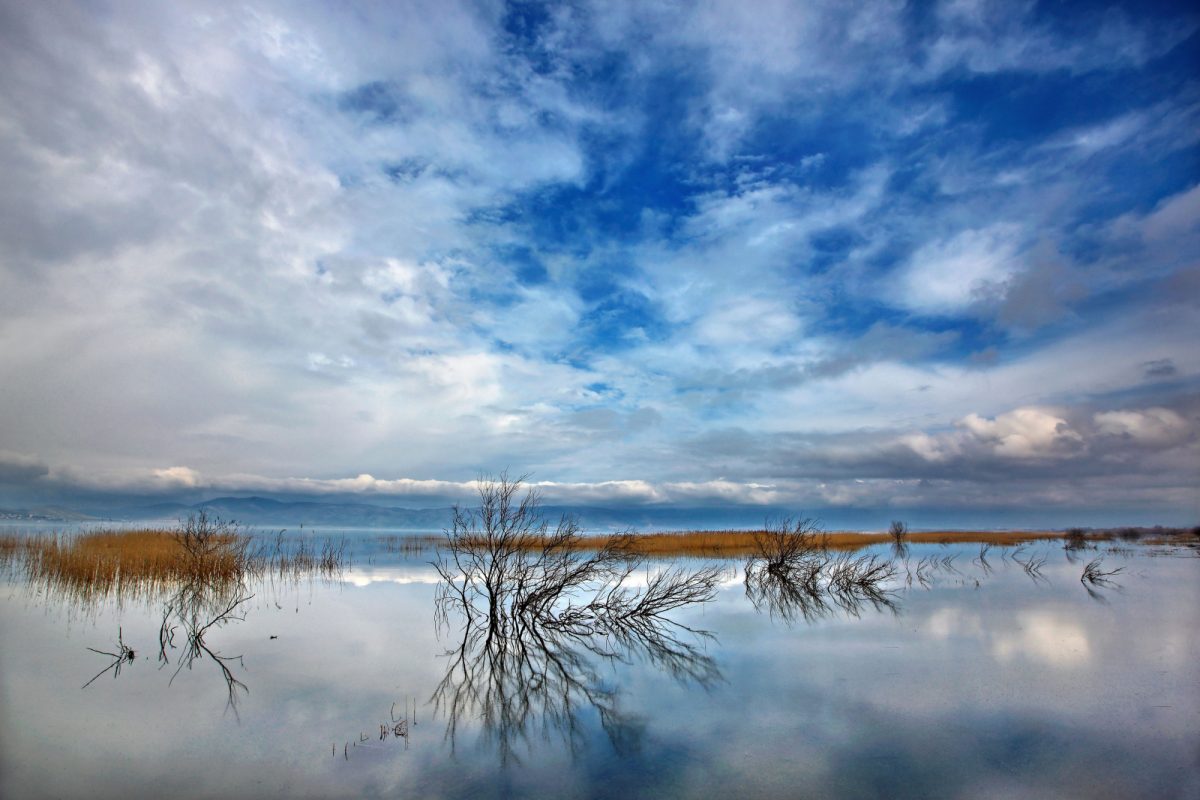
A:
892,405,1194,467
958,408,1084,460
1093,408,1191,449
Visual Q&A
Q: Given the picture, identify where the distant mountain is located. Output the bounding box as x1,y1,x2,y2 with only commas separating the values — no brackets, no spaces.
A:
0,506,99,522
104,496,789,532
109,496,454,530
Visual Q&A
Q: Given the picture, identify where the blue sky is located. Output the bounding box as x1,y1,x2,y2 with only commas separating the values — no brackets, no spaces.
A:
0,0,1197,523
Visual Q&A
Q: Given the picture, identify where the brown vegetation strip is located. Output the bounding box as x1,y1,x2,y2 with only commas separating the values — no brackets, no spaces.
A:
0,529,245,603
563,529,1070,556
411,525,1198,557
0,523,348,604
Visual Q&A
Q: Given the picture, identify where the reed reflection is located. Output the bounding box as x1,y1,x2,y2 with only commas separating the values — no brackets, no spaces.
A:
0,514,349,713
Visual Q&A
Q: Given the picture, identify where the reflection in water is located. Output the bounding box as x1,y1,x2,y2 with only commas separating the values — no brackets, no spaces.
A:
974,544,994,575
744,553,899,623
0,522,351,716
902,554,962,588
1079,557,1124,602
433,608,720,763
2,529,1198,799
81,575,255,715
742,519,900,623
82,626,136,688
336,699,415,762
432,476,723,763
1011,547,1049,583
157,578,254,716
59,529,348,716
993,611,1092,667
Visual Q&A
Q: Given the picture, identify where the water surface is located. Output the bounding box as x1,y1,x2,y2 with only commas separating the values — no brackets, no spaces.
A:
1,536,1197,799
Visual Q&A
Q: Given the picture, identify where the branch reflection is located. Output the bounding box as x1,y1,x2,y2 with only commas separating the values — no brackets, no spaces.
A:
743,518,899,623
432,475,722,764
157,576,254,717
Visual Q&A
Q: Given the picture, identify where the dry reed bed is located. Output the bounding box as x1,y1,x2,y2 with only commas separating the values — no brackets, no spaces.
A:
452,528,1071,558
0,524,349,604
576,527,1199,556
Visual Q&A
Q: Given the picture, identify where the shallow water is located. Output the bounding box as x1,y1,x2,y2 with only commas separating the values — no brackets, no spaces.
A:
1,537,1198,799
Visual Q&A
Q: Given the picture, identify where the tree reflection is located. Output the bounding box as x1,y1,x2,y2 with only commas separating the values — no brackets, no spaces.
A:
432,474,722,764
80,575,254,716
157,576,253,717
744,553,898,623
743,518,899,623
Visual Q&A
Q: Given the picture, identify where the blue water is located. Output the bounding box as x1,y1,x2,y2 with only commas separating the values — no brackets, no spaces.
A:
1,536,1197,799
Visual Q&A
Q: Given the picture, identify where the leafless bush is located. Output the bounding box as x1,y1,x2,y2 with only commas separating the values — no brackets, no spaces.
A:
904,555,936,588
753,516,825,576
1063,528,1089,551
745,523,897,621
974,544,993,575
434,473,721,635
889,520,908,544
174,510,247,565
827,554,898,614
1012,548,1048,582
431,473,722,761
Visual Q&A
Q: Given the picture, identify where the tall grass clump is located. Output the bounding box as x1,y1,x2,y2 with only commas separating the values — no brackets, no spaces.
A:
0,512,349,606
545,528,1067,558
14,523,245,604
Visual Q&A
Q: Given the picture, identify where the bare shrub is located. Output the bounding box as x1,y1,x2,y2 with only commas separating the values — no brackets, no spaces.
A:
753,516,825,576
431,473,722,761
434,473,721,634
745,518,897,622
1063,528,1089,550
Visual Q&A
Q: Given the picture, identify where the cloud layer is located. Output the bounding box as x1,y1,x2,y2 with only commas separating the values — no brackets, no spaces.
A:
0,0,1197,521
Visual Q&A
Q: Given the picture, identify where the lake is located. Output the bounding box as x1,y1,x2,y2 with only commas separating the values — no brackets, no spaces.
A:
1,530,1197,799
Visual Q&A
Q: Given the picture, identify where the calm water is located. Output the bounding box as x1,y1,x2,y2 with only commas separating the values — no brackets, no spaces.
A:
1,536,1198,799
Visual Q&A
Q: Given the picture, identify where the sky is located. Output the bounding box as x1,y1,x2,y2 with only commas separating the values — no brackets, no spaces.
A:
0,0,1197,524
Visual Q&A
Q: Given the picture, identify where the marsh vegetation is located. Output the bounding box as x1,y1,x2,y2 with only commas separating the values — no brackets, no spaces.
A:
0,512,348,605
453,526,1158,558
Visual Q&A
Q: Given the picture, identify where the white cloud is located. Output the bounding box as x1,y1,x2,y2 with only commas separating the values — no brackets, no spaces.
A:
958,408,1083,459
0,1,1195,521
894,224,1023,314
1094,408,1191,448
